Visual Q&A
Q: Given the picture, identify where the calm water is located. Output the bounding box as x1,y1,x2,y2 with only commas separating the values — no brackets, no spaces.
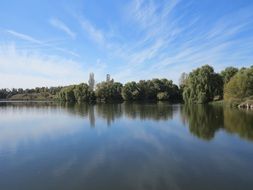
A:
0,102,252,190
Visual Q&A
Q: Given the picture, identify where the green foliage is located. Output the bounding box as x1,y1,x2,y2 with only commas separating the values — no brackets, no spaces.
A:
220,67,238,84
157,92,169,101
183,65,223,103
58,83,95,102
224,67,253,101
121,82,141,101
0,87,63,100
122,79,180,102
58,85,76,102
0,89,10,99
74,83,95,102
3,65,252,104
95,81,123,102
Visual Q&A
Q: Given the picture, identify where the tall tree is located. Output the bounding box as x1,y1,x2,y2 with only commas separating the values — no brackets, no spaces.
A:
88,72,95,90
179,72,189,90
106,74,110,82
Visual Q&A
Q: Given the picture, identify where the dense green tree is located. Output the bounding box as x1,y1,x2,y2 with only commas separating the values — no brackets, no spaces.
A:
58,83,95,102
58,85,75,102
0,89,9,99
95,81,123,102
183,65,223,103
121,82,141,101
0,86,63,100
64,86,76,102
122,79,180,102
138,80,156,100
74,83,95,102
224,67,253,101
157,92,169,101
158,79,180,101
212,72,224,100
220,67,238,84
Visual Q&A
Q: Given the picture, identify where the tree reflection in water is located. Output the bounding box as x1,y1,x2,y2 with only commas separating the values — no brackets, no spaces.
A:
223,107,253,141
181,104,253,141
181,104,224,140
0,101,252,141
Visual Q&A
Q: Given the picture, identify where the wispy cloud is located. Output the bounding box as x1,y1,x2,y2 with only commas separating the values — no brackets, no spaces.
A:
2,0,253,87
112,0,253,82
111,0,182,81
5,29,79,57
49,18,76,39
6,30,42,44
79,18,105,46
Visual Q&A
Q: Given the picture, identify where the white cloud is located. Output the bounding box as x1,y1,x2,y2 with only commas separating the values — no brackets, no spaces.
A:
49,18,76,39
0,43,85,88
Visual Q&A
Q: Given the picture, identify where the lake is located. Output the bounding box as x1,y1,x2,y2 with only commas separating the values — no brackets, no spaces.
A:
0,102,252,190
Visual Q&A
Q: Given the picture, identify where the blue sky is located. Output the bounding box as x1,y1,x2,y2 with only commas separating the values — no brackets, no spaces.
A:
0,0,253,88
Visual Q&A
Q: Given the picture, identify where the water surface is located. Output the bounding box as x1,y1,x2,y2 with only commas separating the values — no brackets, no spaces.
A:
0,102,252,190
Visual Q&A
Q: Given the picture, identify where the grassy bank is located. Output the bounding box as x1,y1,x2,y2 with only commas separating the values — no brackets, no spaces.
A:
209,96,253,109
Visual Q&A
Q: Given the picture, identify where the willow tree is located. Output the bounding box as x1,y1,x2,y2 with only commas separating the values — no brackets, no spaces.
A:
183,65,223,103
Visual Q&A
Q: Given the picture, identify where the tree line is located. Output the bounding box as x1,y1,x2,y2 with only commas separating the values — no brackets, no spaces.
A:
180,65,253,105
57,77,181,103
58,65,253,104
0,86,62,100
1,65,252,104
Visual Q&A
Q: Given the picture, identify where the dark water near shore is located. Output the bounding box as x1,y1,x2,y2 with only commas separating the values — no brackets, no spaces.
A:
0,102,252,190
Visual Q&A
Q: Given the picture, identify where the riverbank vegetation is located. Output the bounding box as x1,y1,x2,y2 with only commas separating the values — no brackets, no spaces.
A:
224,67,253,107
0,87,62,101
1,65,252,106
181,65,253,107
57,78,180,103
